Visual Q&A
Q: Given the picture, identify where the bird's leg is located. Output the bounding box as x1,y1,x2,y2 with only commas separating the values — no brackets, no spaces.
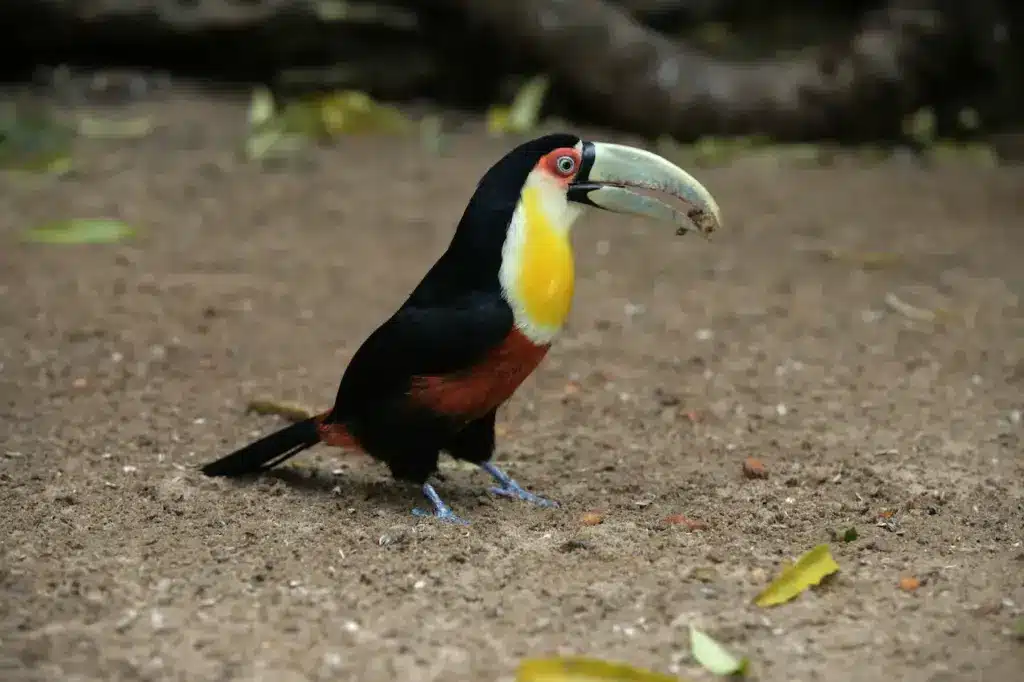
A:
411,483,470,525
481,461,558,508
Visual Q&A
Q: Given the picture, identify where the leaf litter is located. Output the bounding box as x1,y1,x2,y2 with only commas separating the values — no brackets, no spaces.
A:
243,87,413,162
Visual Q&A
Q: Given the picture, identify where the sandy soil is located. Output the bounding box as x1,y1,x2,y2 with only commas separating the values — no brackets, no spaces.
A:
1,91,1023,682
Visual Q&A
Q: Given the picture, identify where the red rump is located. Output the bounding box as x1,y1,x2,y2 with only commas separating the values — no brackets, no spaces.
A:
409,328,550,420
316,415,361,450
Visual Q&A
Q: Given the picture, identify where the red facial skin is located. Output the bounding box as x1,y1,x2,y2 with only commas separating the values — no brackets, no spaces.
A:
538,147,582,186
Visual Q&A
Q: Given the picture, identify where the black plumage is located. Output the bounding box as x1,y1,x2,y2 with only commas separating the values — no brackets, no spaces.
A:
200,134,582,522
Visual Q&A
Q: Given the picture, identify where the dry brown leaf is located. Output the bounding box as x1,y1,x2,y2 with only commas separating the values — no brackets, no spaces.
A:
743,457,768,479
245,399,314,422
663,514,707,530
898,576,921,592
581,512,604,526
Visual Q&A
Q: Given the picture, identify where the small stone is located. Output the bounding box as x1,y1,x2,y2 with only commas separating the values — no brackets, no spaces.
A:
743,457,768,479
662,514,707,530
898,576,921,592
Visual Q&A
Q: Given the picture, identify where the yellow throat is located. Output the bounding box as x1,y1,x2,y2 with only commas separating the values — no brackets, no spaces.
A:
499,172,581,345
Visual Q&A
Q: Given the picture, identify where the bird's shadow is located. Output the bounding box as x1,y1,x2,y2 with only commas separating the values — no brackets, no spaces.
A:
223,463,483,515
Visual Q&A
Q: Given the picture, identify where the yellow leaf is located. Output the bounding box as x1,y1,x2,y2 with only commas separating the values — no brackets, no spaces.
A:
516,657,682,682
486,74,550,135
315,91,412,137
486,106,512,135
753,544,839,607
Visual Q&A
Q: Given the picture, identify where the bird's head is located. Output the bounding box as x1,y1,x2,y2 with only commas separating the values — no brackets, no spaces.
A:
463,133,722,244
438,134,723,343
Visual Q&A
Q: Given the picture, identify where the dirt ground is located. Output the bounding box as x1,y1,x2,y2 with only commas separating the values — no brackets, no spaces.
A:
1,89,1022,682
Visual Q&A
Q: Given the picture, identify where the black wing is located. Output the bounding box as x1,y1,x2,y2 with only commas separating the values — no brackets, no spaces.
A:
328,291,515,416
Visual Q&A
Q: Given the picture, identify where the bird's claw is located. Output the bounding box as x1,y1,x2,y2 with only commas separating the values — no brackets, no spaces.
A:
411,506,470,525
488,483,559,508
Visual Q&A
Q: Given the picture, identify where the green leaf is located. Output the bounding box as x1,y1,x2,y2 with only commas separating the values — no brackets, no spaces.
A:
419,114,448,156
754,543,840,607
76,116,153,140
248,86,276,127
0,104,75,174
903,108,936,146
842,527,858,542
22,218,137,245
486,75,550,135
689,627,749,676
516,657,684,682
244,124,307,161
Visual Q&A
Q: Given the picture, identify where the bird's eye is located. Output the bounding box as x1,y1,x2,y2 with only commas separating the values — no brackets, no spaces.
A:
556,155,576,175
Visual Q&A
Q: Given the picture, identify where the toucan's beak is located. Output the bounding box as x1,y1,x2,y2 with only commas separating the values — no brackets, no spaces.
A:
567,141,722,238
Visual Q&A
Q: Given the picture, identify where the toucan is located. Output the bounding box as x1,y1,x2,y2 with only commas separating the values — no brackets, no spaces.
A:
200,133,722,524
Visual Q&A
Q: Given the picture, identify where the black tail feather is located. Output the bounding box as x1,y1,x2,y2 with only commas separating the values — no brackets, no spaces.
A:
201,417,320,477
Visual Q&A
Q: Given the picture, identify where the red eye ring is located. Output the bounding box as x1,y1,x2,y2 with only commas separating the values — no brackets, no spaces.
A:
545,148,581,178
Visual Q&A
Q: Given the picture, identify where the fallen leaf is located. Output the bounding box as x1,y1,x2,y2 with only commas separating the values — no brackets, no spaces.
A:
516,656,681,682
689,626,749,677
22,218,136,245
878,510,896,519
0,102,74,174
244,125,307,161
742,457,768,479
842,527,858,542
486,74,550,135
245,399,313,422
663,514,707,531
903,108,936,146
753,544,840,607
418,114,448,156
884,292,936,322
898,576,921,592
817,247,904,270
248,86,276,127
316,91,412,137
76,115,153,139
243,88,411,162
581,512,604,526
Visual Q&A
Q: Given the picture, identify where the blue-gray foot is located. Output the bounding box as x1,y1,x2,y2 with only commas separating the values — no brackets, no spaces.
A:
411,483,470,525
481,461,558,508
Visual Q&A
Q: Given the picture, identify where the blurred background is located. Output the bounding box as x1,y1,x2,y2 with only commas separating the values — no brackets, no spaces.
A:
1,0,1022,155
3,4,1023,682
